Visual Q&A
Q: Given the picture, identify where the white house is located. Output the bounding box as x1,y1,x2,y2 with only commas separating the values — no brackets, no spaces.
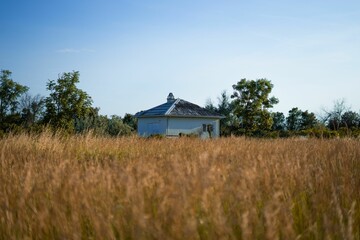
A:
135,93,224,138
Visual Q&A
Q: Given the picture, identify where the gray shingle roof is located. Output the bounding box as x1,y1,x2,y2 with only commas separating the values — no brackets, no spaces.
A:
135,98,224,118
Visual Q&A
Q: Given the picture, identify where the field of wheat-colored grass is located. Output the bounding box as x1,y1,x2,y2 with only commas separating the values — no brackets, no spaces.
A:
0,132,359,239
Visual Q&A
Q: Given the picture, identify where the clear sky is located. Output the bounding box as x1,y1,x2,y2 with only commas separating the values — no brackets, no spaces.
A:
1,0,359,117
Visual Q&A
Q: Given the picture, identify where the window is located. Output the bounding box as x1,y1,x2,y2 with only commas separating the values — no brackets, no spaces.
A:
202,124,207,132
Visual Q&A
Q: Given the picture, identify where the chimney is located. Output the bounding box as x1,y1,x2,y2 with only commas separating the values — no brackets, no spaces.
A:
167,92,175,102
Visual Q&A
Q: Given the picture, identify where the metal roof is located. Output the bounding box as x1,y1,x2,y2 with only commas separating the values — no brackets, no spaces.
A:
135,98,224,118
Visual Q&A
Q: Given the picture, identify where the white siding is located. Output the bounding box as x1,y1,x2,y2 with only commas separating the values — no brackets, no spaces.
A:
137,117,221,138
137,117,167,137
168,117,220,138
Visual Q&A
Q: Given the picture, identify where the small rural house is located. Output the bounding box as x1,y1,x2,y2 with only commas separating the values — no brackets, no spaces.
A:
135,93,224,138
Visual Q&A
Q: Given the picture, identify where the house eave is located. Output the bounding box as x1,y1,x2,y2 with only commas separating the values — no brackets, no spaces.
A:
167,115,225,119
136,115,225,119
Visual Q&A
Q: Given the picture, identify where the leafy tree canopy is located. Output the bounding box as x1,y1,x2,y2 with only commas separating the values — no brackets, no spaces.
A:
341,111,360,129
271,112,286,131
0,70,29,119
231,78,279,132
205,91,238,136
44,71,93,132
123,113,137,131
286,107,318,131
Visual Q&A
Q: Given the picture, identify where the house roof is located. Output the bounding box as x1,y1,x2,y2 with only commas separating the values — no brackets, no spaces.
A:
135,94,224,119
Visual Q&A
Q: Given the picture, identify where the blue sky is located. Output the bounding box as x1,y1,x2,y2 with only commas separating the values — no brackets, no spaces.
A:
1,0,359,116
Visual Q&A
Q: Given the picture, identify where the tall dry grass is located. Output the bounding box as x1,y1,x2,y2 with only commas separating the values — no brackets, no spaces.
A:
0,132,359,239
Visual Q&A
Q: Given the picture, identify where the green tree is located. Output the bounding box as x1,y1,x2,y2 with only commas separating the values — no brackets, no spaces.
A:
106,115,132,136
205,91,236,136
0,70,29,121
300,110,318,130
44,71,93,132
216,91,232,116
231,78,279,133
75,108,106,135
123,113,137,131
0,70,29,132
340,111,360,129
286,108,302,131
271,112,286,131
75,112,133,137
204,99,217,113
287,107,318,131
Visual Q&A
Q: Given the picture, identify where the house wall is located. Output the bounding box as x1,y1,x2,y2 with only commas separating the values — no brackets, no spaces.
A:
137,117,221,138
137,117,167,137
167,117,220,138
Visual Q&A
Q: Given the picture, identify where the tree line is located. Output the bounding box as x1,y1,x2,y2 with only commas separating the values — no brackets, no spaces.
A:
0,69,136,137
206,78,360,138
2,68,359,138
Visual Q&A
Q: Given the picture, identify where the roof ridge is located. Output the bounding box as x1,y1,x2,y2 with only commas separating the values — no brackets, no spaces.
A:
165,98,180,115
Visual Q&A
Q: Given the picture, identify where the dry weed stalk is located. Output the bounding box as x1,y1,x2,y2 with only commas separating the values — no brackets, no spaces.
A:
0,133,359,239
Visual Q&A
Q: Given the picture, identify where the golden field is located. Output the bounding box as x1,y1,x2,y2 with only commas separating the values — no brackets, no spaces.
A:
0,133,359,239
